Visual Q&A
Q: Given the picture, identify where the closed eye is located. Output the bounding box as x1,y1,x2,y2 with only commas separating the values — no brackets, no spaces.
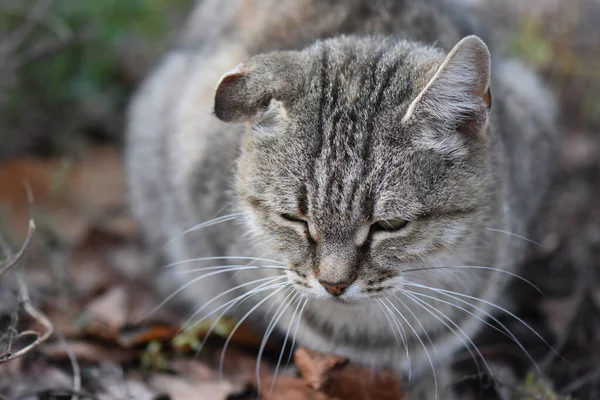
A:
370,218,409,234
280,213,306,224
280,213,316,243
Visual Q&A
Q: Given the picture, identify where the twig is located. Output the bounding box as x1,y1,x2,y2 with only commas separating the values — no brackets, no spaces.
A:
0,272,53,364
0,219,35,279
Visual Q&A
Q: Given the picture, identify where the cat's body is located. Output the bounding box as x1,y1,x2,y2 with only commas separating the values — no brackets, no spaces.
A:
126,0,558,397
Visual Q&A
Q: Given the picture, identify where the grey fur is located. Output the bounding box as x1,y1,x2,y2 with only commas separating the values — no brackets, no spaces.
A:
126,0,558,398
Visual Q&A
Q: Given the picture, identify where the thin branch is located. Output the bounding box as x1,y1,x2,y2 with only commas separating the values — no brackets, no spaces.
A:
0,272,53,364
0,219,35,279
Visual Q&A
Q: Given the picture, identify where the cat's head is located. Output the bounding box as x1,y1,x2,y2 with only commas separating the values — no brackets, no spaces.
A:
214,35,493,301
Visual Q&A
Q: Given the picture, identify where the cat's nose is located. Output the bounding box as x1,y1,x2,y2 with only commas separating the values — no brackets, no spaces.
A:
319,280,351,296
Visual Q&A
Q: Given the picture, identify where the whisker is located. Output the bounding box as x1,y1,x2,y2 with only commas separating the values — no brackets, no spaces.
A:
174,265,290,274
163,256,287,268
400,266,544,296
390,295,441,363
143,265,287,322
384,298,436,397
191,280,288,354
399,290,492,381
179,275,286,333
256,288,299,395
285,297,308,369
486,228,542,247
218,285,289,377
163,213,244,249
403,287,539,371
269,294,305,397
403,281,565,364
377,299,412,384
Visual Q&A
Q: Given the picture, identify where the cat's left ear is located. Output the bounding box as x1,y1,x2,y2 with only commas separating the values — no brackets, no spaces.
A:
214,52,305,123
402,35,492,136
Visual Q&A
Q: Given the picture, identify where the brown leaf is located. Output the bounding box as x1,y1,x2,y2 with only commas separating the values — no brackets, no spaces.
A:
86,285,129,337
150,374,236,400
0,146,131,243
169,359,219,381
117,324,181,348
261,376,332,400
293,348,405,400
295,347,348,390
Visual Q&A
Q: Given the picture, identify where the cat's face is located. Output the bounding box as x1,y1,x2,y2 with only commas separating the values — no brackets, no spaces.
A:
215,36,493,302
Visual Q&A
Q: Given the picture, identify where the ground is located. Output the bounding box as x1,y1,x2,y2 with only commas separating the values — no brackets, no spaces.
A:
0,1,599,399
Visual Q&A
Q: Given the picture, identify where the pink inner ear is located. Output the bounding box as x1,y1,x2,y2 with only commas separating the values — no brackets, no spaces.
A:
229,63,247,75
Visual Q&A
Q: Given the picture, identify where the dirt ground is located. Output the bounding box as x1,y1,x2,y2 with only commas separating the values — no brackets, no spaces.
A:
0,1,599,399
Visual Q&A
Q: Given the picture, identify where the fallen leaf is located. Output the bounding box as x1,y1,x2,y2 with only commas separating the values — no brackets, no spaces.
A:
261,376,332,400
295,347,348,390
293,348,404,400
150,374,236,400
118,324,181,348
86,285,129,337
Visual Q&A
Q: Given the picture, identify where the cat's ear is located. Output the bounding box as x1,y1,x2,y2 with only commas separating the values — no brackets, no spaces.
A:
402,35,492,136
214,52,304,123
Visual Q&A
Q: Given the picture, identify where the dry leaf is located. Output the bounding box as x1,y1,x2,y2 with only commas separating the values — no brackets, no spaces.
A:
261,376,332,400
86,285,129,336
293,348,404,400
151,374,236,400
295,347,348,390
118,324,181,348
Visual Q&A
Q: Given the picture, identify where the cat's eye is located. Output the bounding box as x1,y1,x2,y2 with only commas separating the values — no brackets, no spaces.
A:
280,213,306,224
280,213,315,242
370,218,409,233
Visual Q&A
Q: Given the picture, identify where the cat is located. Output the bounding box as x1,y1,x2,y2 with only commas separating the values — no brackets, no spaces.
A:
126,0,558,398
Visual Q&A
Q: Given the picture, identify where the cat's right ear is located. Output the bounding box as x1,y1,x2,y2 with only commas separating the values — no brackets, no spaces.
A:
214,52,304,123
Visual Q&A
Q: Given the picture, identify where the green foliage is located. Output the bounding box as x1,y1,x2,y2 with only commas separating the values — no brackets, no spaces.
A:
0,0,192,154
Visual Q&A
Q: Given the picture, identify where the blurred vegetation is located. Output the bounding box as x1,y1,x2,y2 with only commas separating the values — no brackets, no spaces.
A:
506,1,600,130
0,0,192,159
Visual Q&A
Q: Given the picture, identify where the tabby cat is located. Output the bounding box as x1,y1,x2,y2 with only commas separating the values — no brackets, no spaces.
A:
126,0,558,398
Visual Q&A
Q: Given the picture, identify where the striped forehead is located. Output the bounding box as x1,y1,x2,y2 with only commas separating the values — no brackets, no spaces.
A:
306,108,376,228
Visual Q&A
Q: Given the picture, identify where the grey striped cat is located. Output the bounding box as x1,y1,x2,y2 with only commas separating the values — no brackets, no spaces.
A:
126,0,558,398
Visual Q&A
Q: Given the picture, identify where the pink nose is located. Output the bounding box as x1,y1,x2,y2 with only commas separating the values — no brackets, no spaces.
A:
319,281,350,296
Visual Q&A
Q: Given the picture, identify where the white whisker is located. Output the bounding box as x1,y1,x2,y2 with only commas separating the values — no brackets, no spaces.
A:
218,285,289,377
403,281,564,363
403,287,539,371
377,299,412,384
384,298,436,397
191,280,288,354
269,294,305,397
486,228,542,247
140,266,279,322
163,255,287,267
401,265,544,296
180,275,286,333
163,213,244,249
285,297,308,368
399,290,492,379
256,288,299,395
174,265,290,274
